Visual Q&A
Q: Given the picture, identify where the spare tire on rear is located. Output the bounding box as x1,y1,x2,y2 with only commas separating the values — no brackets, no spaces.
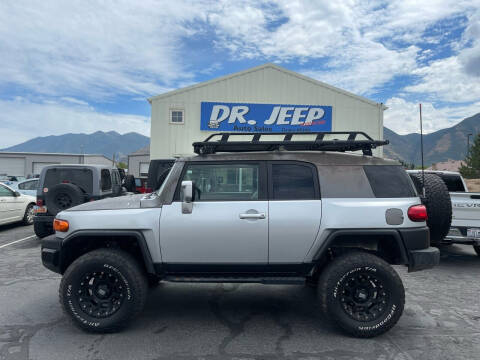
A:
124,174,136,192
409,173,452,244
45,183,85,215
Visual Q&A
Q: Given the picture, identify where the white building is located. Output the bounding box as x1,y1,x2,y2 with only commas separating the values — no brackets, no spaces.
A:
127,146,150,178
0,152,112,178
148,63,386,160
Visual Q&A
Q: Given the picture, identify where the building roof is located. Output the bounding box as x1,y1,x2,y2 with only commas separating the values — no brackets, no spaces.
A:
0,151,111,159
148,63,386,109
128,145,150,157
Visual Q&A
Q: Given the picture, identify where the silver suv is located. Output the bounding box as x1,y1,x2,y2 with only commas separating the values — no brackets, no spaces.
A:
41,132,439,338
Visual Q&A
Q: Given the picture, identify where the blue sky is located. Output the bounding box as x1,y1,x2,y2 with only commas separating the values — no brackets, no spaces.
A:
0,0,479,147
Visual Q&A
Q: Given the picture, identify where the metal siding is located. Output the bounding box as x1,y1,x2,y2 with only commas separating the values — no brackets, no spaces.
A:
0,157,26,176
150,67,383,159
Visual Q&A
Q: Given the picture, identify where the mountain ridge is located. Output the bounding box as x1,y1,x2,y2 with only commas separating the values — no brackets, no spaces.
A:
1,131,150,161
2,113,479,165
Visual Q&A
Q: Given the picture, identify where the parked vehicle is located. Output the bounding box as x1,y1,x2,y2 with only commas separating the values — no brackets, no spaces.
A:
0,182,36,226
9,178,39,197
41,132,441,337
134,178,151,193
34,165,126,238
408,170,480,255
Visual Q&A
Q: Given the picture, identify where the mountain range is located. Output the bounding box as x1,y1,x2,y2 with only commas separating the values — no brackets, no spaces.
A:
1,113,479,165
1,131,150,161
383,113,480,165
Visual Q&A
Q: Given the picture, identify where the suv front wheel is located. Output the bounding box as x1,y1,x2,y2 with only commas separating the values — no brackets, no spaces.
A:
59,249,148,333
318,251,405,338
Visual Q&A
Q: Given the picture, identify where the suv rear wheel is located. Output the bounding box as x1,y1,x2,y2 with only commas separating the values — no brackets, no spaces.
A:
59,249,148,333
318,251,404,338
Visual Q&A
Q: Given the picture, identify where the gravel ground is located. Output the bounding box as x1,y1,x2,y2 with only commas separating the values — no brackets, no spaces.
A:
1,223,480,360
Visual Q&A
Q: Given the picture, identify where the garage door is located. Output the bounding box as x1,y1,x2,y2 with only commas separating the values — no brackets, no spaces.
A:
0,157,25,176
32,162,59,176
139,162,150,177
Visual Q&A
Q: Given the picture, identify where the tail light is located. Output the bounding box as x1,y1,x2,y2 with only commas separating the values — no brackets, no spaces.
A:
36,199,43,206
408,205,428,222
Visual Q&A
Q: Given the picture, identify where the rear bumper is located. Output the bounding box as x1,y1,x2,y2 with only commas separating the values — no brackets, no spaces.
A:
34,215,54,223
41,234,62,274
399,227,439,272
407,247,440,272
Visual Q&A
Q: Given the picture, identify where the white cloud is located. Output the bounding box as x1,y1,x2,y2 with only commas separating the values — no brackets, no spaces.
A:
0,0,209,100
207,0,478,94
0,98,150,148
384,97,480,135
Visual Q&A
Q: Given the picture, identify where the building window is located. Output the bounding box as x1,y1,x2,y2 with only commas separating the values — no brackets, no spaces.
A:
170,109,184,124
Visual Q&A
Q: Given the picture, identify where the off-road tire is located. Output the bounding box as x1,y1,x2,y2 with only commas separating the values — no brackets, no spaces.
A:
318,251,405,338
59,249,148,333
409,173,452,244
34,220,54,238
474,245,480,257
22,204,35,225
46,183,84,215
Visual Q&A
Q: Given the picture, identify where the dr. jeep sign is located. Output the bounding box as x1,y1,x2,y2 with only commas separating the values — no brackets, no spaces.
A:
200,102,332,133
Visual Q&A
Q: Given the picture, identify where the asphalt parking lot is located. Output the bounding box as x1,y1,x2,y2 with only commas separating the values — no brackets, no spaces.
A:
1,224,480,360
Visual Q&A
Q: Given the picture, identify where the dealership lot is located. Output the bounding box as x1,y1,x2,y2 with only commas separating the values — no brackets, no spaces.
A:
0,224,479,360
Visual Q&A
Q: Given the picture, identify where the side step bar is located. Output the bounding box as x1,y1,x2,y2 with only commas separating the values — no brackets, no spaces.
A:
163,275,306,285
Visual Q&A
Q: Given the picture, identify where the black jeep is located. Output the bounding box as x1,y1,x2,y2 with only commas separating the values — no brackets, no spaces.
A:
34,165,125,238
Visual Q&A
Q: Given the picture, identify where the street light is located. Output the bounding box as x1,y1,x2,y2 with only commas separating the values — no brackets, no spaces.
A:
467,133,473,156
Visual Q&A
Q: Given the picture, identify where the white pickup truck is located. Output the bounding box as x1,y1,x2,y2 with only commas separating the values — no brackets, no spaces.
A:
409,170,480,255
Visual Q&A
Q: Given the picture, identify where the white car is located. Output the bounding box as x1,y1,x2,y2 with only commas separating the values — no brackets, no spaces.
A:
0,182,36,226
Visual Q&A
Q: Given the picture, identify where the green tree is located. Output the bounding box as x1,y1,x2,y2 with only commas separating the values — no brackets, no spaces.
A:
117,161,127,169
460,134,480,179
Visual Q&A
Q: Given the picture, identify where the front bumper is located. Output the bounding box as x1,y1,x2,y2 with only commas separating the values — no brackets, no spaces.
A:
41,234,62,274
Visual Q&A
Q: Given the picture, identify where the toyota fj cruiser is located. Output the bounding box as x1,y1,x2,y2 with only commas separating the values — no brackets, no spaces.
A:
34,165,125,238
41,132,440,338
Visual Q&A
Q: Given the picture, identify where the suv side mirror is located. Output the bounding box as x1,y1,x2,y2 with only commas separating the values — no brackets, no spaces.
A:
14,191,21,197
181,180,194,214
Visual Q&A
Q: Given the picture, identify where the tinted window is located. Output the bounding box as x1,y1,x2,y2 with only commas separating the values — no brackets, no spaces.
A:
101,169,112,191
437,174,465,192
182,164,259,201
364,165,416,198
44,168,93,193
0,184,14,197
272,164,317,200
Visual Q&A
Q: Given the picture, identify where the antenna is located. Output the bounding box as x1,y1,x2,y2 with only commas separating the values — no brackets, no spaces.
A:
419,103,425,197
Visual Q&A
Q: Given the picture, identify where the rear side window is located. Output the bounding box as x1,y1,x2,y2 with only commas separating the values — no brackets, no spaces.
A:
101,169,112,191
437,174,465,192
44,168,93,193
364,165,416,198
18,180,38,190
271,163,318,200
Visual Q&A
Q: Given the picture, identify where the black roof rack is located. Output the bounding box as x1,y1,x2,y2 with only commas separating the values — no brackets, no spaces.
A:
193,132,389,156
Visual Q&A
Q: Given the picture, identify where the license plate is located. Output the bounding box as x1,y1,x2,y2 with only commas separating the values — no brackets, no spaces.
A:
34,206,47,214
467,228,480,239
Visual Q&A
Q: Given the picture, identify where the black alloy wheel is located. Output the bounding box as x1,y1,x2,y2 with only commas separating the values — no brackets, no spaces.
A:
77,270,127,318
337,271,388,322
55,192,73,210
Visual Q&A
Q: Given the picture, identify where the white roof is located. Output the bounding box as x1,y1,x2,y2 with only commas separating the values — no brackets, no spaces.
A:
148,63,385,109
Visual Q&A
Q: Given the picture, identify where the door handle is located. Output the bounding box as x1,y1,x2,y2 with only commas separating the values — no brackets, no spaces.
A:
239,213,266,219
